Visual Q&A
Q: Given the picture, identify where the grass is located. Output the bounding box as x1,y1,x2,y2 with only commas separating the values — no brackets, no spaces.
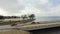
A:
0,19,35,25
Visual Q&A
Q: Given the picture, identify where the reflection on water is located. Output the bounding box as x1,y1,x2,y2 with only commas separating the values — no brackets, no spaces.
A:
29,26,60,34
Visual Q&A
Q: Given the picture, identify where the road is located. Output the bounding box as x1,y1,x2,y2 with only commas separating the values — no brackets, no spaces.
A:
0,22,60,34
18,22,60,30
0,22,60,30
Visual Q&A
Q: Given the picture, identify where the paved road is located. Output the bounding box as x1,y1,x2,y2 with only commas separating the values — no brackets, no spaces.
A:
19,22,60,30
0,22,60,30
0,22,60,34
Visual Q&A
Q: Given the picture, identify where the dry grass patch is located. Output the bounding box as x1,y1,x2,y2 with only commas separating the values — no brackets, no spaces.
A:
0,30,30,34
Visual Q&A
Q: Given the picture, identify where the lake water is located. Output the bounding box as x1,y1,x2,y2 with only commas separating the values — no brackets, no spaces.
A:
35,16,60,22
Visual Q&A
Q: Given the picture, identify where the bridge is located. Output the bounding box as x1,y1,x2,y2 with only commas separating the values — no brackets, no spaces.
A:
0,22,60,30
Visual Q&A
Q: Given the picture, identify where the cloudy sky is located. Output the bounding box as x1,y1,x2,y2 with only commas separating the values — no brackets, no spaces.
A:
0,0,60,21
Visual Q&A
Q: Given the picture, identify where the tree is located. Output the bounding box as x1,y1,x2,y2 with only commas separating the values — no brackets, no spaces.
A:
0,15,4,19
24,15,27,20
0,15,5,22
21,15,28,20
21,15,25,20
29,14,35,20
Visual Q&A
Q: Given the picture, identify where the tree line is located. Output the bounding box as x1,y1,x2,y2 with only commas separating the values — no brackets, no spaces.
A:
0,14,35,21
21,14,35,20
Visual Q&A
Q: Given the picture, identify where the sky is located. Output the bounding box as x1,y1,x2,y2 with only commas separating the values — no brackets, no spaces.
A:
0,0,60,21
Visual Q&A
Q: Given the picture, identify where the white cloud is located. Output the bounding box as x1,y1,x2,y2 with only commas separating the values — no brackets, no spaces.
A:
19,6,49,17
0,8,7,16
0,0,25,16
39,0,49,4
42,5,60,16
0,0,49,16
50,5,60,16
0,0,60,17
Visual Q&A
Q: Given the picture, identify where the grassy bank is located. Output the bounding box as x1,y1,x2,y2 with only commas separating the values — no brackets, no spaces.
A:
0,19,34,25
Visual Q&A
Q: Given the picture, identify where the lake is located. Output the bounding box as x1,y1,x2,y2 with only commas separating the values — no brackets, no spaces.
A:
35,16,60,22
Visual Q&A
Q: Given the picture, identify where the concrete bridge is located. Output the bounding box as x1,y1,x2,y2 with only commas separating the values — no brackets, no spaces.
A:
0,22,60,30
